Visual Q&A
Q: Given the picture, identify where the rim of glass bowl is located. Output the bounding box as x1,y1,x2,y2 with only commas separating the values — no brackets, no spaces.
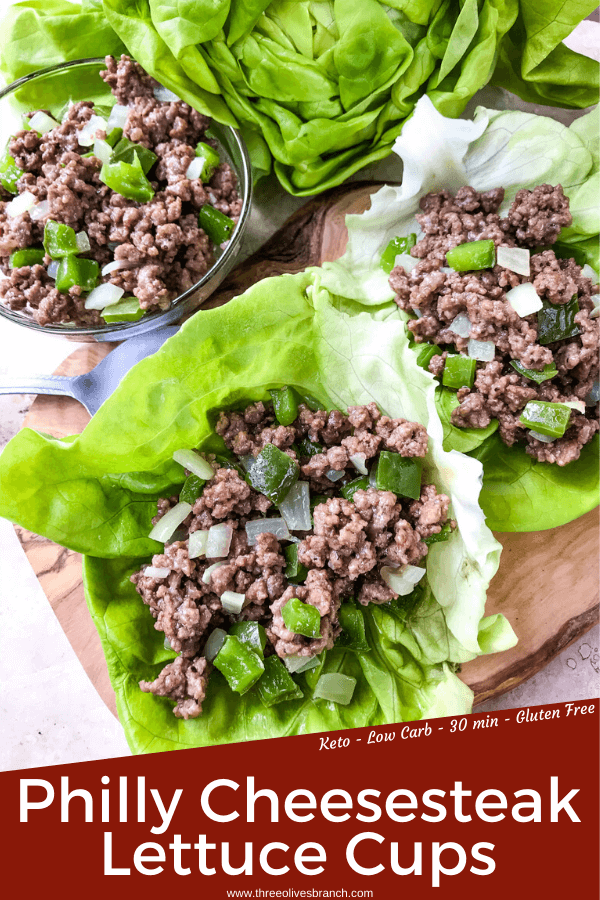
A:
0,57,252,337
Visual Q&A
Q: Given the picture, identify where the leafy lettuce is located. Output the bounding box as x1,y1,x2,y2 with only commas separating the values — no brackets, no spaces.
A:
0,271,515,753
1,0,597,195
319,97,599,532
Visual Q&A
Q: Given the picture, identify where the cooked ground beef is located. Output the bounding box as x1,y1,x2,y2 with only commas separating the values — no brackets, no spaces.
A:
390,185,599,465
0,55,241,326
132,400,452,717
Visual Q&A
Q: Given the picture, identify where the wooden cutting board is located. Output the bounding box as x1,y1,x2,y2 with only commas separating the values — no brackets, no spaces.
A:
14,182,599,719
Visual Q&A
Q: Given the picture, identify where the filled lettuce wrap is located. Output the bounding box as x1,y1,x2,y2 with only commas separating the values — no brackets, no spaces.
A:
319,98,599,531
0,272,515,753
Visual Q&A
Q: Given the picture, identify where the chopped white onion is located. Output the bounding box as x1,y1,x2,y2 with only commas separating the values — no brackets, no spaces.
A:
497,245,530,276
144,565,170,579
284,655,320,674
563,400,585,414
208,191,218,204
204,628,227,661
381,564,426,596
172,449,214,479
77,115,107,147
325,469,345,482
505,282,542,317
149,501,192,543
313,673,356,706
590,294,600,319
202,562,227,585
448,313,471,338
153,85,180,103
585,381,599,405
206,523,233,558
581,264,598,284
47,260,59,280
220,591,246,615
164,636,172,650
349,453,368,475
467,339,495,362
84,282,124,310
75,231,91,253
394,252,419,272
5,191,36,218
106,104,129,131
93,138,113,165
101,258,138,276
278,481,311,532
528,430,554,443
440,266,453,274
185,157,205,180
245,518,291,546
188,530,209,559
29,111,59,134
108,241,121,251
29,200,49,221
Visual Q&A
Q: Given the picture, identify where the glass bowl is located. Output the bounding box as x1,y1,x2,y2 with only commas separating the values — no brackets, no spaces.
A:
0,58,252,342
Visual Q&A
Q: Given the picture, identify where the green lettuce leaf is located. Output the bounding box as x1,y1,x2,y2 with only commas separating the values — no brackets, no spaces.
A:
2,0,595,195
0,271,515,752
319,97,599,531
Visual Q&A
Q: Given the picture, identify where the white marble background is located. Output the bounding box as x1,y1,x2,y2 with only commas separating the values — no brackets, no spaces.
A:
0,11,598,771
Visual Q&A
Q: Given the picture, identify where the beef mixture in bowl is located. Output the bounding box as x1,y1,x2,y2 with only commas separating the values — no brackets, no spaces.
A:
131,393,454,719
0,55,241,327
388,185,599,465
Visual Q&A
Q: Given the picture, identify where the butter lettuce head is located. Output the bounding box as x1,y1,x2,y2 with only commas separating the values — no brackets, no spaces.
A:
319,97,600,532
0,272,515,753
1,0,598,195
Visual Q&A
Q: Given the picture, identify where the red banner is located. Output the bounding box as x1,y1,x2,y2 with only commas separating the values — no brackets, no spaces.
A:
2,699,598,896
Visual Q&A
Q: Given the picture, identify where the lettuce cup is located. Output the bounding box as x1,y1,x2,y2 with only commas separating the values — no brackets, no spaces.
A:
0,271,515,752
319,98,599,532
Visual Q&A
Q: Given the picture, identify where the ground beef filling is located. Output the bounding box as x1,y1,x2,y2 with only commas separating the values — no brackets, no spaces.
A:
131,401,452,718
0,55,241,326
390,185,599,465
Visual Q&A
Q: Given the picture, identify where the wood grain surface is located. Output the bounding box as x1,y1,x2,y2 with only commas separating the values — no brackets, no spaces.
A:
15,181,599,718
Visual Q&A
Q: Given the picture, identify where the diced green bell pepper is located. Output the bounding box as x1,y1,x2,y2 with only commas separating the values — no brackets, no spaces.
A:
43,221,79,259
213,635,264,694
229,621,267,657
111,137,157,174
537,297,580,345
105,127,123,148
179,474,205,505
194,141,220,181
297,392,321,411
100,154,154,203
282,597,321,639
442,354,477,390
519,400,571,438
510,360,558,384
0,141,22,194
9,247,45,268
380,233,417,274
423,522,453,546
249,443,299,504
340,476,369,501
284,543,308,583
416,343,443,371
376,451,422,500
257,656,303,707
337,604,370,653
55,256,99,293
101,296,145,323
198,204,234,245
295,438,323,458
446,239,496,272
269,385,299,426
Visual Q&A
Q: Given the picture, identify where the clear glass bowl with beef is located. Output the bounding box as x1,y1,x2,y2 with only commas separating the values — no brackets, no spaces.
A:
131,395,455,719
386,185,599,466
0,56,251,341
